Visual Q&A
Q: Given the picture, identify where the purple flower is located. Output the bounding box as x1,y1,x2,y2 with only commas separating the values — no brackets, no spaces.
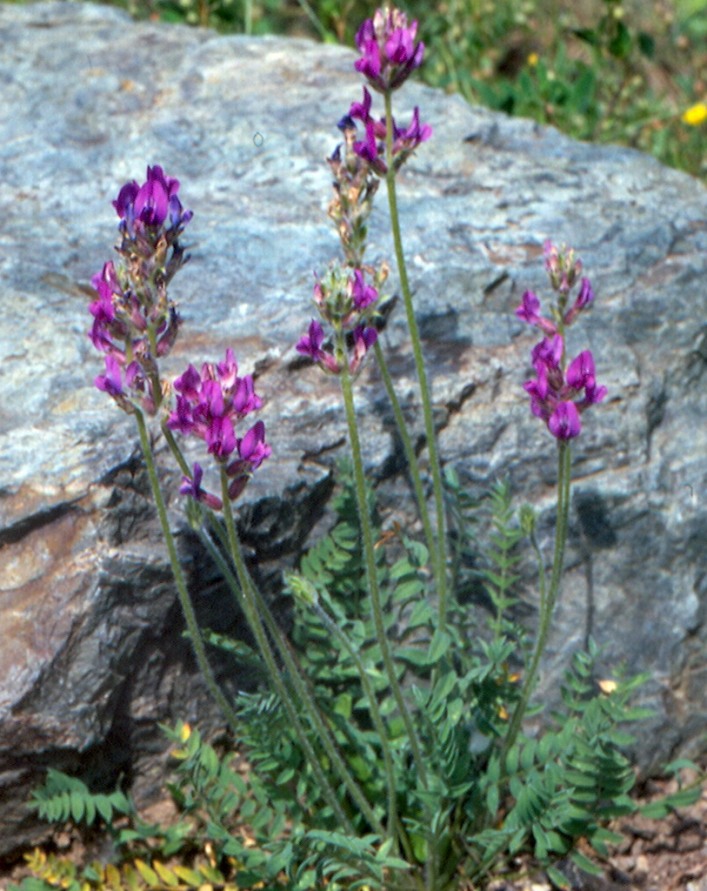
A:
296,319,341,374
515,290,558,335
180,463,223,511
350,325,378,374
95,354,124,397
168,394,195,434
226,421,272,500
296,319,326,360
348,86,374,124
236,420,271,471
523,342,606,439
113,165,192,235
532,334,563,371
351,268,378,310
563,276,595,326
548,401,582,440
353,120,388,175
391,106,433,156
566,350,596,390
169,349,269,486
174,364,202,401
354,7,425,93
206,414,236,458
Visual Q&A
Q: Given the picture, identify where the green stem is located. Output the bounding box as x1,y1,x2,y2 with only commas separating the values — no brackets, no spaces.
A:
501,440,572,759
383,90,448,627
217,471,359,835
312,600,401,850
134,410,240,733
205,502,385,837
161,421,191,477
338,339,428,789
373,340,437,579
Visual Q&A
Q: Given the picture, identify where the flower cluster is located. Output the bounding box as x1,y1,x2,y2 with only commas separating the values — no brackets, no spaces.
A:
114,164,193,243
354,7,424,93
91,166,270,508
517,243,606,440
338,86,432,177
296,265,384,376
90,166,191,415
167,349,271,508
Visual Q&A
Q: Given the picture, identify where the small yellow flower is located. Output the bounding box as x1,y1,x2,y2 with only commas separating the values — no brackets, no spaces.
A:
598,679,618,694
527,52,539,67
179,721,192,741
681,102,707,126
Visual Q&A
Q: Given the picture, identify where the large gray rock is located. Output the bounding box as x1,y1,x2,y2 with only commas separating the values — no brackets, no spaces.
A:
1,0,705,858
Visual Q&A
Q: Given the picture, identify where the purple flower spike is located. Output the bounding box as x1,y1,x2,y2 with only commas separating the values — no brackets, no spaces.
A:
355,7,425,93
548,401,582,440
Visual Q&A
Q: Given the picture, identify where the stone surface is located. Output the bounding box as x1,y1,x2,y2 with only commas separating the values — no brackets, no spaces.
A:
1,0,706,858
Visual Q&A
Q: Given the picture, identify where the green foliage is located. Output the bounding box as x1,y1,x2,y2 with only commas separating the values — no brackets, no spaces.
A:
15,469,704,890
29,770,133,829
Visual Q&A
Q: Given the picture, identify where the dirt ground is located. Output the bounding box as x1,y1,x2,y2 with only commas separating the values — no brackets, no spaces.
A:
1,775,704,891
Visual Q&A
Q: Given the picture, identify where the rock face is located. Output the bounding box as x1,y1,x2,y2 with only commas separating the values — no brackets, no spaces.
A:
0,0,705,859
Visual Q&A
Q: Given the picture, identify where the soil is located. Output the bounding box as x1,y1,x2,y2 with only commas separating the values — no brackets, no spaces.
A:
1,775,704,891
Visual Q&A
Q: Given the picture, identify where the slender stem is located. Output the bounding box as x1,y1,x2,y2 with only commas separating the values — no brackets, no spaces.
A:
501,440,572,758
134,410,240,732
217,471,359,835
383,90,448,627
373,340,437,576
313,601,400,848
338,339,428,788
161,421,191,477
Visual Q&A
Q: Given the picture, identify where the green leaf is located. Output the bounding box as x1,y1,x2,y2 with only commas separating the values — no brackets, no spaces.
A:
546,865,572,889
69,791,84,823
570,849,603,876
663,757,700,774
486,781,500,817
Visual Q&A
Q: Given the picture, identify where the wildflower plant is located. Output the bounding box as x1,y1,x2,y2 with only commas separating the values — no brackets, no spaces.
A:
18,7,703,891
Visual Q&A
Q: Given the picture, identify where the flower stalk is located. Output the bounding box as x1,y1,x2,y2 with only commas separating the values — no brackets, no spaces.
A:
338,330,428,790
382,90,449,627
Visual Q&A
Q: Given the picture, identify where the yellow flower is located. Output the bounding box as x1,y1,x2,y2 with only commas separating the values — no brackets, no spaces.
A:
681,102,707,126
527,52,539,67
